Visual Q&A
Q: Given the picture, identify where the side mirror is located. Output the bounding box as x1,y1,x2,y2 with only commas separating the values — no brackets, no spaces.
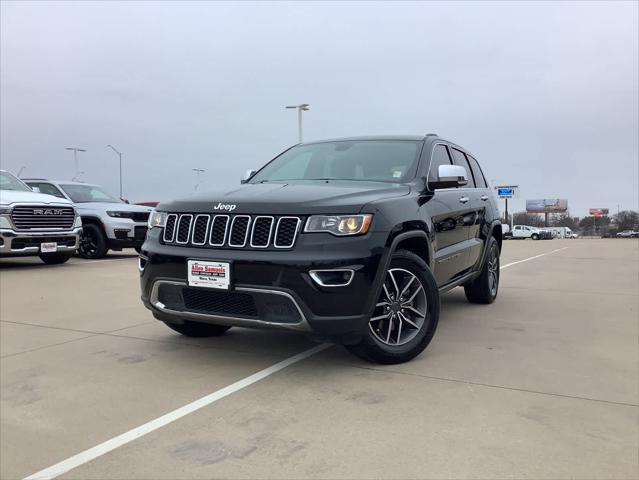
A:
429,164,468,190
31,186,40,193
241,169,257,184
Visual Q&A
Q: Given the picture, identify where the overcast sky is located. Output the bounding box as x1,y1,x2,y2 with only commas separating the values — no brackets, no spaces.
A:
1,1,637,216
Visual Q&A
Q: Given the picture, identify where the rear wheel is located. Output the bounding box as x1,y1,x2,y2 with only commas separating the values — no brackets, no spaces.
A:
346,250,440,364
39,253,72,265
78,224,108,259
464,236,500,304
163,320,231,337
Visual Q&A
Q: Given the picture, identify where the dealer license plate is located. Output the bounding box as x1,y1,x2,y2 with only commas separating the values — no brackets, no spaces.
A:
40,242,57,253
187,260,230,290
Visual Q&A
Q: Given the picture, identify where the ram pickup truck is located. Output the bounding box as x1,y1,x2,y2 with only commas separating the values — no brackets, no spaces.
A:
0,170,81,264
24,179,154,259
140,135,502,364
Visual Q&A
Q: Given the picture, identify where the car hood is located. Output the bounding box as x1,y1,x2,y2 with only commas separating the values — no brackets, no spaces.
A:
74,202,154,213
0,190,73,206
159,181,411,215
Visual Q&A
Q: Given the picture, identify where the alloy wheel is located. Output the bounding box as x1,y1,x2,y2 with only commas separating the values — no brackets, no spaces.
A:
487,243,499,296
369,268,427,346
80,230,98,256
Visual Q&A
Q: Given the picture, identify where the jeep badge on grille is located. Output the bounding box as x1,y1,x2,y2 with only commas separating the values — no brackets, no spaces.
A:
213,203,237,212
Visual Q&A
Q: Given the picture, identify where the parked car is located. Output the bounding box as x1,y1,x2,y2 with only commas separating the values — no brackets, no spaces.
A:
24,179,153,259
504,225,553,240
546,226,578,239
0,170,81,264
616,230,639,238
140,135,502,364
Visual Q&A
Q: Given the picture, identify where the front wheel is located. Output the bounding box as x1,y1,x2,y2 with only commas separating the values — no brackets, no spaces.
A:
531,233,539,240
464,236,500,304
78,224,108,259
346,250,440,364
163,320,231,337
39,253,72,265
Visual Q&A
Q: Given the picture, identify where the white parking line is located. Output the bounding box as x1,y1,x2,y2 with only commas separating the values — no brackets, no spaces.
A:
501,247,568,270
23,343,331,480
23,246,567,480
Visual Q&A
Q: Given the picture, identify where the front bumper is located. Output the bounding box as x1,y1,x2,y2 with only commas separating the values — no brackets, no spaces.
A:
105,220,148,247
0,227,82,256
139,227,390,339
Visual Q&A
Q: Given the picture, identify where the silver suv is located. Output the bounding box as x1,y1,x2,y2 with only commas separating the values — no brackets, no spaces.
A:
24,179,153,259
0,170,81,264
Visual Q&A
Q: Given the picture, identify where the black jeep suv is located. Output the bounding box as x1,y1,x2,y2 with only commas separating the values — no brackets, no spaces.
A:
140,135,502,364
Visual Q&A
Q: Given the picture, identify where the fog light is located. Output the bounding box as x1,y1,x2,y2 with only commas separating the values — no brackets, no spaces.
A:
309,269,354,287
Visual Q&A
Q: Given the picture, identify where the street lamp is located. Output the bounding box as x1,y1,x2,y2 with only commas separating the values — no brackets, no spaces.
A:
192,168,205,192
65,147,86,180
106,144,123,199
285,103,310,143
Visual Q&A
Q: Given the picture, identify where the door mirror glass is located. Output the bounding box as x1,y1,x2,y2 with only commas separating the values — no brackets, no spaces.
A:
241,169,257,184
428,164,468,190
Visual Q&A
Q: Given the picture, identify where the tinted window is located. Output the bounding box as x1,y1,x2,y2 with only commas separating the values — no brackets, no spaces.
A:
427,144,452,183
60,184,121,203
29,182,66,198
450,149,475,188
466,155,487,188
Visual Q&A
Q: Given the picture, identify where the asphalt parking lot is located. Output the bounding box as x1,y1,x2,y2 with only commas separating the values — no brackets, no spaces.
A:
1,239,637,480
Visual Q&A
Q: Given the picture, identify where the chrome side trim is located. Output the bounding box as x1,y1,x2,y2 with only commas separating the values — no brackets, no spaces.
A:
149,280,310,331
274,216,301,249
190,214,211,246
228,215,251,247
249,216,274,248
138,254,148,273
175,214,193,244
309,269,355,287
163,214,178,243
209,215,229,247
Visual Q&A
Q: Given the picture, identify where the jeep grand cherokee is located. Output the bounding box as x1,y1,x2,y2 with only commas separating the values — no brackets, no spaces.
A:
140,135,502,364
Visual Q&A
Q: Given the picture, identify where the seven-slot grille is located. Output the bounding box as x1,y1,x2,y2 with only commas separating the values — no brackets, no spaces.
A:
162,214,301,249
10,205,75,230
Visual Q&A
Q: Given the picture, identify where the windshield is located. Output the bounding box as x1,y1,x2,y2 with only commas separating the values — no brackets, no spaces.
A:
0,171,31,191
250,140,422,184
60,184,121,203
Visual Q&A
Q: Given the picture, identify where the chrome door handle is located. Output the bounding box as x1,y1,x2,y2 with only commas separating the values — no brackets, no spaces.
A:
459,196,470,204
480,195,489,201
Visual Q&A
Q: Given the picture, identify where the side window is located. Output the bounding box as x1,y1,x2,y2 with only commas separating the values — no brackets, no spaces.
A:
450,149,476,188
466,155,487,188
427,144,452,183
29,182,66,199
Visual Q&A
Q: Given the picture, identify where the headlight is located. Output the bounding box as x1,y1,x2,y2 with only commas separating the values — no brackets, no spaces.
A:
305,214,372,236
148,211,167,229
74,214,82,228
0,207,11,215
107,211,132,218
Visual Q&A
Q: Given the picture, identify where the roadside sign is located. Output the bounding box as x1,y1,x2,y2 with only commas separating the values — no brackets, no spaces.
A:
526,199,568,213
589,208,609,217
494,185,518,199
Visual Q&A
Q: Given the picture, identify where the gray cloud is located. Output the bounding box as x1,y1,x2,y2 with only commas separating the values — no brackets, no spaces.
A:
1,0,637,216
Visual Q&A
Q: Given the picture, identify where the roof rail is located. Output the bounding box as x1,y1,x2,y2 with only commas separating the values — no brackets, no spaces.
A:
425,133,437,136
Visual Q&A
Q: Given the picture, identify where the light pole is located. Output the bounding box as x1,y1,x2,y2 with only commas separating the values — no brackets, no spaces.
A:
192,168,205,192
107,144,123,199
285,103,310,143
66,147,86,180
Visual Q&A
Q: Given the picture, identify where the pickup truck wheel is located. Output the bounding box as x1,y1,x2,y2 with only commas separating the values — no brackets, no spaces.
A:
464,236,500,304
78,224,108,259
39,253,72,265
531,233,539,240
346,250,440,364
163,321,231,337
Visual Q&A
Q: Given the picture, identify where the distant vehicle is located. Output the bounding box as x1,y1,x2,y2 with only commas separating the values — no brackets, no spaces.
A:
616,230,639,238
546,226,578,239
0,170,81,264
24,179,153,259
504,225,553,240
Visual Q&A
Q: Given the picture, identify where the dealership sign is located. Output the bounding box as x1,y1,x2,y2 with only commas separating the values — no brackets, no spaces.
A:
589,208,609,217
526,199,568,213
494,185,518,198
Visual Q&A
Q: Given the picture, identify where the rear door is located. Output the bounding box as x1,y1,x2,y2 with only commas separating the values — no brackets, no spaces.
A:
464,152,491,267
423,144,472,285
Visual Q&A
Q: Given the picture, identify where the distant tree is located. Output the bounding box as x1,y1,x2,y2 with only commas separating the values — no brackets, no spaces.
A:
613,210,639,231
579,215,611,233
550,213,579,230
512,211,545,227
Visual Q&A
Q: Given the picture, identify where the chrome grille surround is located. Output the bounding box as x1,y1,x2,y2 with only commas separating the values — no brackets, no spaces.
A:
228,215,251,248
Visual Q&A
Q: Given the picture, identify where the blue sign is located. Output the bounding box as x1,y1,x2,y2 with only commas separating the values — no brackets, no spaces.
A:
497,188,514,197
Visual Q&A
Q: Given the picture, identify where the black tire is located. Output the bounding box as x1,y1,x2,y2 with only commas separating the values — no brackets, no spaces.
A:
78,224,109,259
39,253,72,265
464,236,500,304
346,250,440,364
531,233,539,240
163,320,231,337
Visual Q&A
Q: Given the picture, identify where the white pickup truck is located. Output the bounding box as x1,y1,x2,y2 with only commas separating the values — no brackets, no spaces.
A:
504,224,553,240
0,170,82,264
